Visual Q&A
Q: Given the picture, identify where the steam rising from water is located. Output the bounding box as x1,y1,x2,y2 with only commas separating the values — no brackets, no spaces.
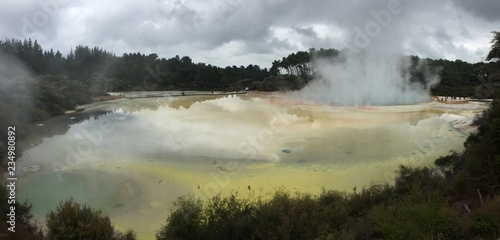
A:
294,1,440,106
0,53,34,126
296,51,440,106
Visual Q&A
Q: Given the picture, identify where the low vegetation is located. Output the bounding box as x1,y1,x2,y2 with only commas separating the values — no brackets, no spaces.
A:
0,194,136,240
158,163,500,240
46,199,136,240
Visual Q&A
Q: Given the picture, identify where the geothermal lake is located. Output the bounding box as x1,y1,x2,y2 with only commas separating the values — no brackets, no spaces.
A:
16,92,488,239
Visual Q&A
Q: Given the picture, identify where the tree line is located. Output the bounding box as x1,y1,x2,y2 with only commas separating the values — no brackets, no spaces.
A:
1,37,499,97
0,39,271,94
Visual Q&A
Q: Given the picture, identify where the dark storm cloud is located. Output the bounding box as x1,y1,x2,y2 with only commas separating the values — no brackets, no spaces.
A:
0,0,498,67
452,0,500,21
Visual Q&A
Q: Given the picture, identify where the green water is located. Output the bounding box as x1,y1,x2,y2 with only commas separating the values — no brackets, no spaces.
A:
17,170,128,216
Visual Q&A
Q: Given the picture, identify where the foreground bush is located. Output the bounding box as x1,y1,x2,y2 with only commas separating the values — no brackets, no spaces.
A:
368,194,463,239
158,189,385,240
157,194,258,240
46,199,135,240
466,196,500,239
0,185,44,240
158,164,500,240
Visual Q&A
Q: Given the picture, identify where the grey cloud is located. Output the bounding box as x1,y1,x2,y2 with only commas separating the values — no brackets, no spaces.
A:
434,28,454,44
0,0,65,40
452,0,500,21
0,0,498,67
268,37,294,51
292,26,318,38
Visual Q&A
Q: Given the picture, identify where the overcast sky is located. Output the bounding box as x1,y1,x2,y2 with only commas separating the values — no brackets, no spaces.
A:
0,0,499,68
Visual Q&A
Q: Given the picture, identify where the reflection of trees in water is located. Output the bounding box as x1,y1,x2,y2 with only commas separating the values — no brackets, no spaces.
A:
115,95,230,111
76,110,114,123
168,97,211,110
12,94,246,158
22,110,115,151
165,94,253,110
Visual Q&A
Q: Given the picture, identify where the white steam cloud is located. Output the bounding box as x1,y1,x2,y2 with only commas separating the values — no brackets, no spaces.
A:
296,51,440,106
294,0,441,106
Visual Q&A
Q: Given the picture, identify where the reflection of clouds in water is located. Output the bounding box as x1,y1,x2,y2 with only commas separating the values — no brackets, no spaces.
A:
20,95,482,168
209,95,248,112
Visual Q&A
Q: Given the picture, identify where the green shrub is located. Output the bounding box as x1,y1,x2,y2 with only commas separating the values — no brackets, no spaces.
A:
46,199,135,240
394,166,447,196
347,184,394,217
30,109,49,122
0,185,44,240
466,197,500,238
435,153,457,167
253,191,325,239
368,195,463,240
157,193,257,240
204,194,257,239
156,195,204,240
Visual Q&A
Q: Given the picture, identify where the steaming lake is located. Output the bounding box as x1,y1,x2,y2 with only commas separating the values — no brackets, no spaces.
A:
16,92,488,239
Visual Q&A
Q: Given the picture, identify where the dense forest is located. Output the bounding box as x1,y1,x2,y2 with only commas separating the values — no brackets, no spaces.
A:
0,38,270,93
0,31,500,239
1,38,499,98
